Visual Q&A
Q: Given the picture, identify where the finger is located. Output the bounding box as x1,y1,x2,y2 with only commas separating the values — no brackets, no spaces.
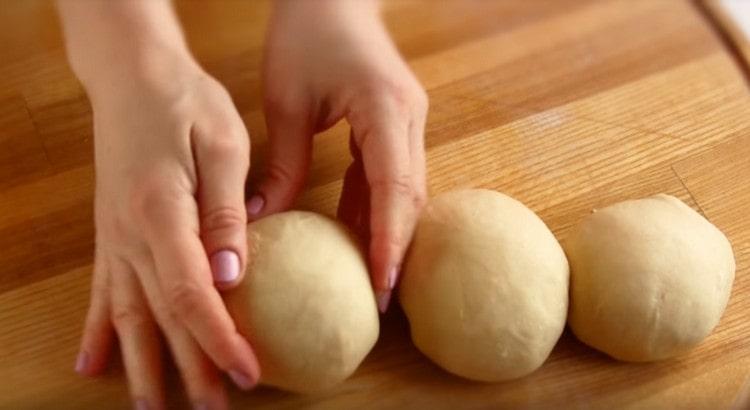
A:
138,200,260,390
349,98,422,313
192,118,250,290
133,256,228,410
338,133,370,241
166,328,228,409
109,257,165,410
409,98,429,200
248,104,312,220
76,252,115,377
168,332,228,410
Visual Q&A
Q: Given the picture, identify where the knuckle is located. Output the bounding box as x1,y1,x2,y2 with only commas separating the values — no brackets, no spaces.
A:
126,177,170,220
371,174,427,209
111,302,149,331
349,116,377,149
359,78,428,124
364,79,407,107
167,281,205,318
413,187,428,209
371,174,415,198
202,132,248,160
267,161,303,187
212,80,234,102
414,88,429,113
200,205,246,233
96,214,129,246
98,194,142,243
364,76,424,107
90,272,110,298
107,217,129,240
387,84,411,108
264,89,305,119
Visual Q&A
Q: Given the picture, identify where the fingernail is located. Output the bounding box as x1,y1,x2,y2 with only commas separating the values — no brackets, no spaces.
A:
210,250,240,283
229,369,255,390
134,399,150,410
246,195,265,217
376,290,392,314
74,351,88,374
387,266,400,289
192,402,209,410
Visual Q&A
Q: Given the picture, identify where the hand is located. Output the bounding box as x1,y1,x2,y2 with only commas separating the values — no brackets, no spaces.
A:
58,2,260,407
254,0,429,312
73,54,259,409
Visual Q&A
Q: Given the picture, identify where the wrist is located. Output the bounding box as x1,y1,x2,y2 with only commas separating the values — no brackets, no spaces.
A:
58,0,196,96
74,43,198,100
273,0,380,21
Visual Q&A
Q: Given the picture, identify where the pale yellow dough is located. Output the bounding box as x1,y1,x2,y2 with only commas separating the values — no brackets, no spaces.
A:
566,194,735,361
223,211,379,392
399,189,569,382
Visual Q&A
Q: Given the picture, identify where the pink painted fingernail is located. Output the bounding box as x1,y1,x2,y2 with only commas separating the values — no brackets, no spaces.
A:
387,266,400,289
134,398,150,410
74,351,88,374
376,290,392,314
229,369,255,390
210,250,240,283
246,195,265,217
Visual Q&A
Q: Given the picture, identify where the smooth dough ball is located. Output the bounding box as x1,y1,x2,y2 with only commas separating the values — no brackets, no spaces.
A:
399,189,569,382
567,194,735,362
223,211,379,393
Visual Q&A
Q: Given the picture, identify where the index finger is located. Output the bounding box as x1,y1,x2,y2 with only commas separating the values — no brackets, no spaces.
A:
139,199,261,390
349,96,426,312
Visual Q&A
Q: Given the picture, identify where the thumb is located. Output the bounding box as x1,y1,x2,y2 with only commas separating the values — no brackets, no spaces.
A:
248,107,312,220
193,122,251,290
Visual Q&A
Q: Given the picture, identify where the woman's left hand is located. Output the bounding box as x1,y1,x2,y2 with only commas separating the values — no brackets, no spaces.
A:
251,0,428,313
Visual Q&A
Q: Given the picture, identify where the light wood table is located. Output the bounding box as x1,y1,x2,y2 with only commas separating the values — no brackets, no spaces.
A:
1,1,749,408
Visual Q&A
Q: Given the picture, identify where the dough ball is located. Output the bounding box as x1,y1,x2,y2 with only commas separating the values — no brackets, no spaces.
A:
399,189,569,382
567,194,735,362
224,211,379,392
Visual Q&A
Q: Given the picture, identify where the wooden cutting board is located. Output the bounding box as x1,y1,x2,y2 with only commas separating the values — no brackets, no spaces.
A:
1,0,749,408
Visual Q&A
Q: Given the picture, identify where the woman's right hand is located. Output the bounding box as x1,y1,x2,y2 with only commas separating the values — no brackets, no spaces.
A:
72,50,259,410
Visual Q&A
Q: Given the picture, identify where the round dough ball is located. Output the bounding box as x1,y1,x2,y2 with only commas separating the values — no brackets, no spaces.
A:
567,194,735,362
223,211,379,392
399,189,569,382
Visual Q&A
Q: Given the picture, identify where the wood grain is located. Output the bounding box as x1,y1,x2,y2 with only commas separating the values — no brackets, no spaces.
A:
1,0,749,408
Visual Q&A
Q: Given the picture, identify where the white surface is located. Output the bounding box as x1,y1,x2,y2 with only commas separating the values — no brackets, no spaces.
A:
720,0,750,41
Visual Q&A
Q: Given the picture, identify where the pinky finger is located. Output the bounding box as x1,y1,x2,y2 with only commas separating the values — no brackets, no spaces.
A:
110,258,166,409
76,254,115,377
